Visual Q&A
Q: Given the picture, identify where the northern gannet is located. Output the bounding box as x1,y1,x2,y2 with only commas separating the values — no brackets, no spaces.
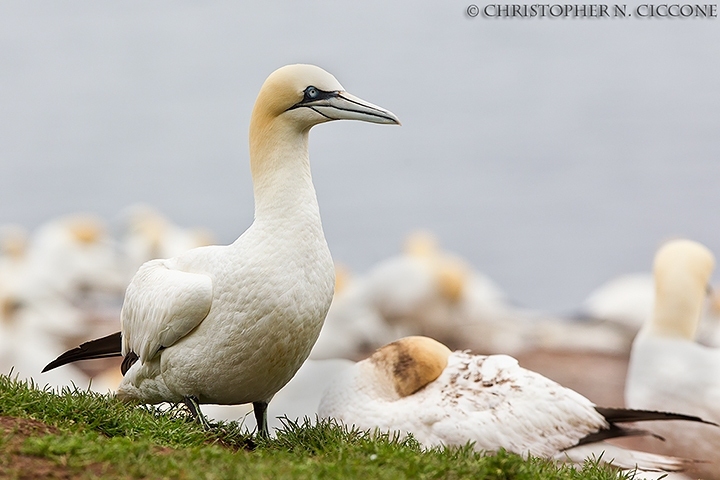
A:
319,336,714,473
625,239,720,479
43,64,400,436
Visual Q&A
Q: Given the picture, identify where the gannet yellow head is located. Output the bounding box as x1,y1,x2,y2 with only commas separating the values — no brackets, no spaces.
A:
248,64,400,201
651,239,715,339
369,336,451,398
251,64,400,134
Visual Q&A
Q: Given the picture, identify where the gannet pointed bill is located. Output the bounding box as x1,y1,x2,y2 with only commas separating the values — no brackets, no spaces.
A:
43,64,399,438
319,336,717,473
288,89,400,125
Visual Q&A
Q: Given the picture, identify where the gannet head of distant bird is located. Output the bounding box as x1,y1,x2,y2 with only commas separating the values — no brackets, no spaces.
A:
65,215,106,245
251,64,400,135
403,231,469,302
0,225,29,259
651,239,716,339
365,336,451,400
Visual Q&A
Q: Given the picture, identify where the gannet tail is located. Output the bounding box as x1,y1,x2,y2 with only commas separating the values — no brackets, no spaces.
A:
42,331,122,372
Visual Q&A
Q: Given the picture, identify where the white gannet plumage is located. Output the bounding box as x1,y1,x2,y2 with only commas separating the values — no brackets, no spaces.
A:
319,336,710,473
625,239,720,479
44,64,399,435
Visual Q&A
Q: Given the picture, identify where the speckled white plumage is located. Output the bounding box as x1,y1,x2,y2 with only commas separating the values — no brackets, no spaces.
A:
319,336,698,472
115,64,399,412
625,239,720,479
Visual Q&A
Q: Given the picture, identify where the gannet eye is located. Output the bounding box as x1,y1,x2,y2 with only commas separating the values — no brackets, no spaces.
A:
304,87,319,101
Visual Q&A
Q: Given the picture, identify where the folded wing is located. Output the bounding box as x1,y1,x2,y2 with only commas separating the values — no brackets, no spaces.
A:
122,259,213,364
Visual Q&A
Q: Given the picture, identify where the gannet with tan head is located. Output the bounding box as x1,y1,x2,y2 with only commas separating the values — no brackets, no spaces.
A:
319,336,715,473
625,239,720,479
43,64,399,436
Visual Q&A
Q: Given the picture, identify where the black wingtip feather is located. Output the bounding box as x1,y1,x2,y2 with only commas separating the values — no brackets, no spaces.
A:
42,331,123,373
596,406,719,427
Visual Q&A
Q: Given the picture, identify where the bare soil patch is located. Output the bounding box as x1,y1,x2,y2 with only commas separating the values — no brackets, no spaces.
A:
0,416,105,480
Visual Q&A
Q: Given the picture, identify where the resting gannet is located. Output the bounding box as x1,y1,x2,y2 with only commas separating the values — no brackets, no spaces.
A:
319,336,715,473
625,239,720,479
43,64,400,436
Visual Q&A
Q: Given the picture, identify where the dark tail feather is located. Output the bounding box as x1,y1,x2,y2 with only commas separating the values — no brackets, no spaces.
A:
576,407,718,447
596,407,719,427
43,332,122,372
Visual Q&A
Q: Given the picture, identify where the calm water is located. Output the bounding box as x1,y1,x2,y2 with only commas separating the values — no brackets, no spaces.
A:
1,2,719,312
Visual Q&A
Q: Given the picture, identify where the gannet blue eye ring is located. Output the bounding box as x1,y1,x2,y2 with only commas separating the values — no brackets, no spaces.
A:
304,86,319,100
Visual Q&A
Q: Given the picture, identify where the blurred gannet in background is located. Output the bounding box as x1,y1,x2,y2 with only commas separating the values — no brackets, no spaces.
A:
0,225,30,286
580,270,720,348
582,273,655,334
0,224,30,329
319,336,714,474
0,293,90,389
625,239,720,479
364,231,506,342
311,263,405,360
312,231,509,359
0,223,102,388
313,230,631,359
118,204,215,280
23,214,125,303
43,64,400,437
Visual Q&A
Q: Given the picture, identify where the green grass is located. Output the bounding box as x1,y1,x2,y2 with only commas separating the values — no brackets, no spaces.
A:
0,374,630,479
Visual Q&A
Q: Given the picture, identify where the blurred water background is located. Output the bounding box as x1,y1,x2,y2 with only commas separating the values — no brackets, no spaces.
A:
1,1,719,314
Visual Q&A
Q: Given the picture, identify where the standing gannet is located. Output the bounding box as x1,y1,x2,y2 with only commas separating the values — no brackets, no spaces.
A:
625,239,720,479
319,336,714,473
43,64,400,436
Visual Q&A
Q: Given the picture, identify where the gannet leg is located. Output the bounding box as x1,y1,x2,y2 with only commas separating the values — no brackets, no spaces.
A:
183,395,212,430
253,401,269,438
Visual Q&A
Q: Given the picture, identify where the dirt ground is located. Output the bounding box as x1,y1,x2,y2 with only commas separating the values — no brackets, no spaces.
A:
0,416,105,479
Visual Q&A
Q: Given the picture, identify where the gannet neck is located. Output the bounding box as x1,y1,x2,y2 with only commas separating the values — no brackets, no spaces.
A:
249,105,324,231
245,63,398,225
649,239,715,340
